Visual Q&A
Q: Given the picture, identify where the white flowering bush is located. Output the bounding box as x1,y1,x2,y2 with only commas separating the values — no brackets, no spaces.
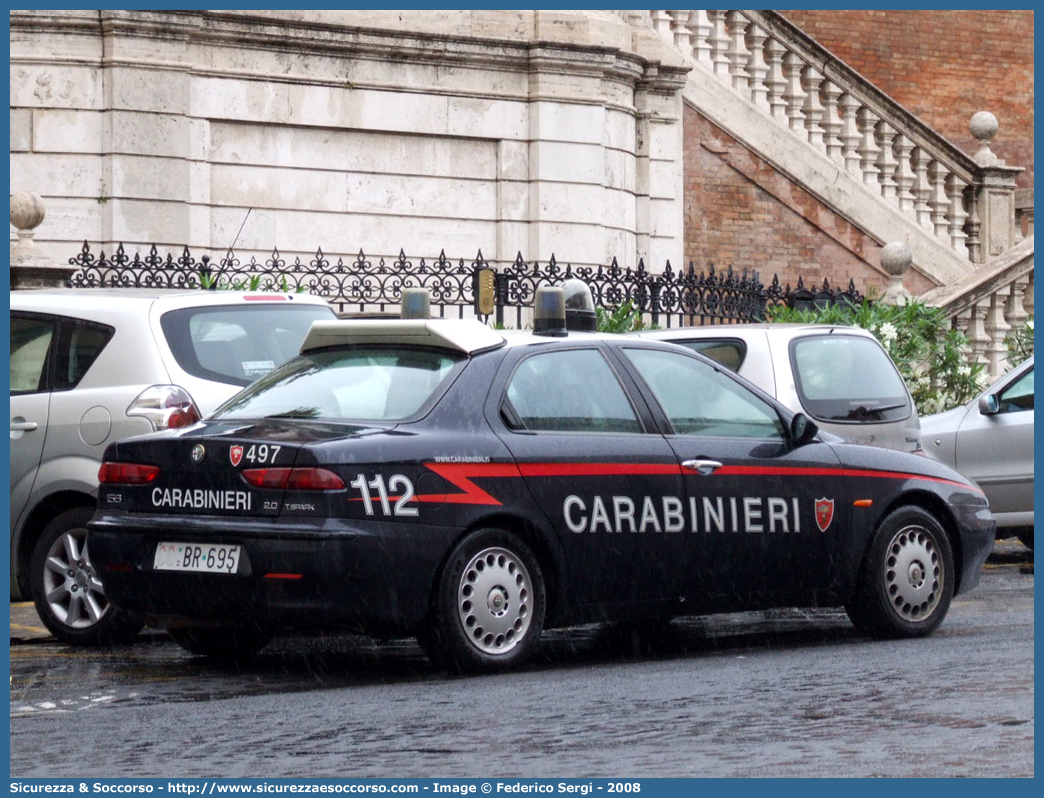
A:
1005,316,1034,367
767,299,987,416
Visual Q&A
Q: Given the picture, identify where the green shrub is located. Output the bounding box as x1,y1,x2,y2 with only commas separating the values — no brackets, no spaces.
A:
767,299,987,415
595,300,655,333
197,270,306,293
1005,315,1034,367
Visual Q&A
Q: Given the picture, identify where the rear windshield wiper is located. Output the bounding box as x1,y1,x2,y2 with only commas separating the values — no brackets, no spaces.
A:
843,402,907,421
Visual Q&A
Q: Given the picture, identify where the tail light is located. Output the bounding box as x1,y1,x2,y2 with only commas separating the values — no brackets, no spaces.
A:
127,385,202,430
99,462,160,484
241,467,346,491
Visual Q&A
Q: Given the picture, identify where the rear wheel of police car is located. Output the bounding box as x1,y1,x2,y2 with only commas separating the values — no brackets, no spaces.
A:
422,528,546,673
167,625,272,660
30,507,144,646
846,506,955,639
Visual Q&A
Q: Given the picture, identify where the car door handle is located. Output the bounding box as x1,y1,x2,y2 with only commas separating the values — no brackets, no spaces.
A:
10,421,38,432
682,459,723,475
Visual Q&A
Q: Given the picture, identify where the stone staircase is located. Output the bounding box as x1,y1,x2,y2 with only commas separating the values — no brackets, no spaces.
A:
625,9,1033,377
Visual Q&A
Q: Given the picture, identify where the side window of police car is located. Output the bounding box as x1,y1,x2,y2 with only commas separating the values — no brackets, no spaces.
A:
503,349,641,434
624,348,784,439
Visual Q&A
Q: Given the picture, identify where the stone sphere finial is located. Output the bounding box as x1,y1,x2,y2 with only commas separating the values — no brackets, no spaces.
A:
879,241,913,305
9,190,75,289
880,241,912,277
11,191,47,235
970,111,1003,166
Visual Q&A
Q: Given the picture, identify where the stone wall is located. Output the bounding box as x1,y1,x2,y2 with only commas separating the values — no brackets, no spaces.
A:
9,10,689,270
779,9,1034,191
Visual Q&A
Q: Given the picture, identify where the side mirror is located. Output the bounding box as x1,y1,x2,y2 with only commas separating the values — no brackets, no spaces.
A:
789,412,819,445
978,394,1000,415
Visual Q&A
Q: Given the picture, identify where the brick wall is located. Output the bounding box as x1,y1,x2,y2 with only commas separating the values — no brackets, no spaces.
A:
779,9,1034,190
683,107,937,299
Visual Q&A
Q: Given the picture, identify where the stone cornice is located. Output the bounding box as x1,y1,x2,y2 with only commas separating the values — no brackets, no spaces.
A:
635,61,692,97
9,9,102,35
11,9,690,104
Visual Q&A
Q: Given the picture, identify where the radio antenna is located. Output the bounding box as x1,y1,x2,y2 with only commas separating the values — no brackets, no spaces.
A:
228,208,253,253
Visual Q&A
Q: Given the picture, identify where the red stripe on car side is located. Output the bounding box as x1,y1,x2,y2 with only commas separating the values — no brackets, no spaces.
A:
714,463,973,488
840,468,981,492
412,461,981,507
518,463,682,477
715,464,977,491
416,462,524,506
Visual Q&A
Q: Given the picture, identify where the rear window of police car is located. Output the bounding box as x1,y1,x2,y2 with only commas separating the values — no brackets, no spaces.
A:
212,346,464,421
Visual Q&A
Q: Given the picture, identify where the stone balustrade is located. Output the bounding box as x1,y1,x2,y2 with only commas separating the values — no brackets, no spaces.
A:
919,236,1034,379
625,10,1024,266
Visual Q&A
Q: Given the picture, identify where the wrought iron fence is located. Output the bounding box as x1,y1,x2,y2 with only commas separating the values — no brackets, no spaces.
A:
66,242,863,327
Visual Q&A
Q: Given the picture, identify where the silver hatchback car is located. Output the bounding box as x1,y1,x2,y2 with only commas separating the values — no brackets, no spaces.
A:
633,324,920,453
920,356,1034,548
10,288,336,644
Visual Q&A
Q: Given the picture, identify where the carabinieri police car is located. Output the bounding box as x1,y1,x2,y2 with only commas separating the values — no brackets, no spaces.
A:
88,287,995,672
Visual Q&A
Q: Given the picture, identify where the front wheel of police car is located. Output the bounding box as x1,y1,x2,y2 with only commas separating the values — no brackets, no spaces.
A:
31,507,145,645
846,506,956,639
422,528,547,673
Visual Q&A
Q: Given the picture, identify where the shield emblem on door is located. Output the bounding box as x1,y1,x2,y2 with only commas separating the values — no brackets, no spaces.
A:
229,445,244,467
814,498,834,532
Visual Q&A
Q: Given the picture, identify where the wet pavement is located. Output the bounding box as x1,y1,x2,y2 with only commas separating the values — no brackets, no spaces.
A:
10,536,1033,778
9,601,49,642
8,602,171,645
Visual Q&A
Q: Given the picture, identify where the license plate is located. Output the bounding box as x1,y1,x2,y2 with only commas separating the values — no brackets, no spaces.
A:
154,542,240,574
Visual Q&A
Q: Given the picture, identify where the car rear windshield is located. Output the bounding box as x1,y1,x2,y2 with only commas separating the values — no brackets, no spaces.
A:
790,334,911,423
212,346,465,422
160,303,335,386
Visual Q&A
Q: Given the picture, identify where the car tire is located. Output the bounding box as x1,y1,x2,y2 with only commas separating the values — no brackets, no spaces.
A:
421,528,546,674
30,507,145,646
167,626,272,659
845,506,955,639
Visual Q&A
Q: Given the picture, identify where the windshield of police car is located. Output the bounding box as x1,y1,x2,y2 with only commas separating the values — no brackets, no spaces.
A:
211,346,464,421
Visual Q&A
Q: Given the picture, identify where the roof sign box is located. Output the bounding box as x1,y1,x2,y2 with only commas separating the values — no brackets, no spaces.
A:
299,319,506,356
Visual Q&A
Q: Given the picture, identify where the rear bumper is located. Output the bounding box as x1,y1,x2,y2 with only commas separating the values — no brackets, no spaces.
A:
953,503,996,596
88,511,460,636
